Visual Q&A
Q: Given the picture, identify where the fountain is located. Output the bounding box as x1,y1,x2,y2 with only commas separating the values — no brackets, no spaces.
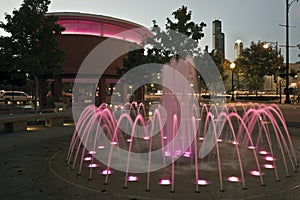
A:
64,101,298,198
59,57,299,198
50,29,299,198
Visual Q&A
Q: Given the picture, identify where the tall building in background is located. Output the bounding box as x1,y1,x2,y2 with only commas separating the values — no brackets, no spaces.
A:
234,39,243,60
212,19,225,58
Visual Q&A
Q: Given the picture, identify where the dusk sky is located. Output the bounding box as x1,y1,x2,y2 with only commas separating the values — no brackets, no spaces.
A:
1,0,300,63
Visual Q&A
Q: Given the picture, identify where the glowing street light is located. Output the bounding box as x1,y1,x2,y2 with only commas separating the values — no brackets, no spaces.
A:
230,62,236,101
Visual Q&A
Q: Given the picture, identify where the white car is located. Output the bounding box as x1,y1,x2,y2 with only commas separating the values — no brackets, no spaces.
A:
0,91,32,104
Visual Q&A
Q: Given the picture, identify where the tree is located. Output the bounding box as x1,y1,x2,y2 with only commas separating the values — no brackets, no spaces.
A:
236,41,283,95
119,6,207,99
0,0,64,112
209,49,230,94
150,6,206,59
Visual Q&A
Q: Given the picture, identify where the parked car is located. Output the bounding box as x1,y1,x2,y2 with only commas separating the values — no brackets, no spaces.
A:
0,91,32,104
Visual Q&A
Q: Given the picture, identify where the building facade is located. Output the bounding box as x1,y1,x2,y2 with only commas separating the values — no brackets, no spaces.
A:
44,12,152,105
234,39,243,60
212,19,225,58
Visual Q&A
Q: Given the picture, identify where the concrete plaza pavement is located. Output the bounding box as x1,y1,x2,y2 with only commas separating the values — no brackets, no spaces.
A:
0,103,299,200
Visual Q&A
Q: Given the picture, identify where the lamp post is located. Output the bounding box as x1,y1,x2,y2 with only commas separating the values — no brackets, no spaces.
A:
285,0,299,104
230,62,236,101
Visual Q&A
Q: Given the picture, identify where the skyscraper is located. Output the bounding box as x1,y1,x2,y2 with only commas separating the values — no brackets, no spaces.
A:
212,19,225,58
234,39,243,60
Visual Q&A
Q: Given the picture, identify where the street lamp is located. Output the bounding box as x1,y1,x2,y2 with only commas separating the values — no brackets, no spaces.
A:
230,62,236,101
284,0,298,104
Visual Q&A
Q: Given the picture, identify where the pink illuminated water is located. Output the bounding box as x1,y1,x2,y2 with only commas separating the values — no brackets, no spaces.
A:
67,102,297,193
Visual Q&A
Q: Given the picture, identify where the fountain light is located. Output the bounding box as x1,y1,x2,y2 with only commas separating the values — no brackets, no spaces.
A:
232,141,239,145
198,137,204,141
127,175,139,182
84,156,92,161
143,136,150,140
87,163,99,168
196,179,210,186
259,150,268,155
126,139,132,143
163,136,167,140
264,156,276,161
217,139,223,142
249,170,264,176
97,145,105,149
100,169,112,175
263,164,275,169
111,141,118,145
248,146,256,150
227,176,241,182
175,150,182,156
159,178,171,185
88,150,96,155
164,151,171,157
183,151,192,158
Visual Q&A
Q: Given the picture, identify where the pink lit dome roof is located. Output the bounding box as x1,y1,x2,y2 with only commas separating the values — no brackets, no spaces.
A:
48,12,153,44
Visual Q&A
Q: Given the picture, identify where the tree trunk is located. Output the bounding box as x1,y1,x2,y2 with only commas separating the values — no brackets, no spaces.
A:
34,76,39,114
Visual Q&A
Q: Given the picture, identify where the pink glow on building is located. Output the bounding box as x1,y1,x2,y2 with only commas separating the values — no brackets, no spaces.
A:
52,13,153,44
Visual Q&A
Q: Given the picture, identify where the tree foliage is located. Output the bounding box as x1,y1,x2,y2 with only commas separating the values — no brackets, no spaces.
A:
119,6,207,76
118,6,209,98
235,41,283,94
0,0,64,82
209,49,229,82
0,37,28,89
0,0,64,110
